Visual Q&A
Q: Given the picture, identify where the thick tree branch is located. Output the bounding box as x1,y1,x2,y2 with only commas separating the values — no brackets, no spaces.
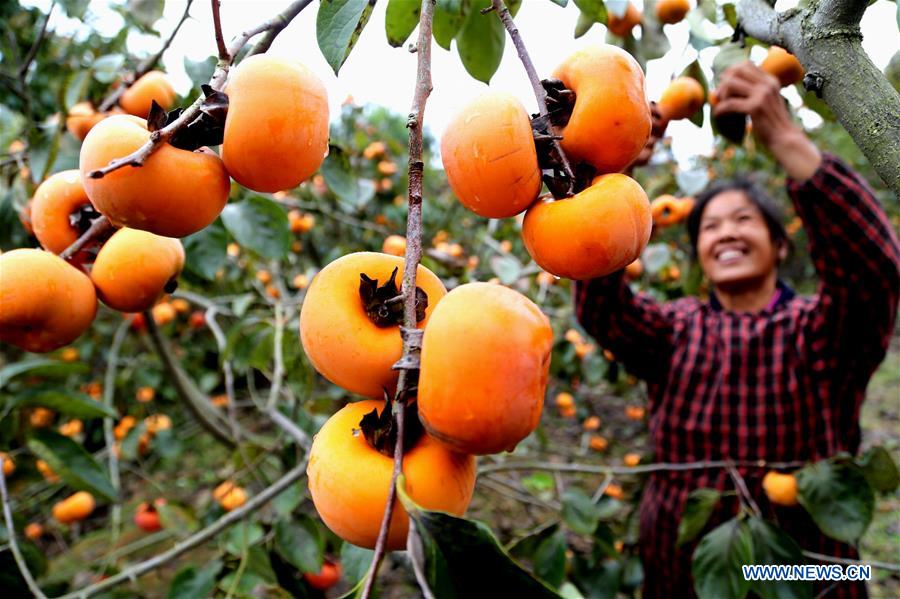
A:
89,0,310,179
737,0,900,195
361,2,436,598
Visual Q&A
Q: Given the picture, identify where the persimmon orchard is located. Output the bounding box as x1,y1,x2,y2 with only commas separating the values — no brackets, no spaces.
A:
0,1,898,598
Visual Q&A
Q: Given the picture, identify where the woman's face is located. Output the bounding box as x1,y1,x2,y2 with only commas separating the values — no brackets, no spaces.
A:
697,190,784,288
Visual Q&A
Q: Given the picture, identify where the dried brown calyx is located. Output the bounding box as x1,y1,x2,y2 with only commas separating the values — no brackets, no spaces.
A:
532,78,584,199
359,267,428,328
148,84,229,151
357,393,424,458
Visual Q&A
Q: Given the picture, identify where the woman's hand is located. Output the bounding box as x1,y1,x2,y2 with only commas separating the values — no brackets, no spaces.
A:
714,62,822,181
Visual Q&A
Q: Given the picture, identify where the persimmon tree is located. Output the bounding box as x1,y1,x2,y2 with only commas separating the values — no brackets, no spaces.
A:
0,0,898,598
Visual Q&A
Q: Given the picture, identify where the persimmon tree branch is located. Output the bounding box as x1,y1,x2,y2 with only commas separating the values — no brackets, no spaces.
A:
361,2,436,597
51,461,308,599
88,0,310,179
58,215,112,261
103,320,130,543
248,0,315,56
98,0,195,112
478,458,807,476
489,0,575,191
18,1,54,80
211,0,228,61
0,458,48,599
736,0,900,194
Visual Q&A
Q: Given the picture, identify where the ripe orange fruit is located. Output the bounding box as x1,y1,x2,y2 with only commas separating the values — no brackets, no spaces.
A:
222,56,329,192
762,471,798,506
624,258,643,279
144,414,172,435
625,405,646,420
120,71,176,118
441,92,541,218
658,77,705,121
114,416,136,441
536,271,556,286
211,394,229,408
0,249,97,352
418,283,553,454
565,328,583,344
304,561,342,590
80,115,230,238
134,501,163,532
292,274,309,289
363,141,386,159
24,522,43,541
299,252,446,398
307,400,476,549
382,235,407,257
607,2,641,37
52,491,96,524
553,45,651,174
377,160,397,176
623,453,641,467
58,419,83,437
0,452,15,476
36,459,59,482
656,0,690,24
651,194,683,227
213,481,248,511
555,392,575,409
677,196,696,220
170,298,190,313
66,102,108,141
90,228,185,312
152,302,177,325
589,435,608,452
559,405,577,418
605,483,624,499
575,342,595,359
760,46,804,87
522,174,651,280
60,347,79,362
256,270,272,284
30,408,55,428
583,415,601,431
188,310,205,329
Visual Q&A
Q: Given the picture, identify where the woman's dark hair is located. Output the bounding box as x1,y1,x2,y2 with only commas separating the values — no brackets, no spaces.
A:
686,177,793,260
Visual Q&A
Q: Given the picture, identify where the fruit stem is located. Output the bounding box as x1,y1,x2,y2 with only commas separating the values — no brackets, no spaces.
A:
59,215,112,261
361,1,436,597
490,0,576,194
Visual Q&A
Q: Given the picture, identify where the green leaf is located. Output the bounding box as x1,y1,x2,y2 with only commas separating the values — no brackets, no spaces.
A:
127,0,165,29
184,56,217,89
796,459,875,543
490,254,523,284
60,0,90,18
220,196,290,259
183,219,227,281
574,0,607,23
561,488,601,535
316,0,373,75
28,429,117,502
746,518,812,599
722,3,737,28
274,516,324,573
677,488,721,546
397,477,561,597
92,54,125,84
321,145,377,210
64,70,93,110
574,11,596,38
548,0,569,6
340,543,375,588
713,42,750,85
572,557,621,599
456,1,505,83
691,518,753,599
0,359,88,389
433,0,464,50
224,521,265,556
272,483,304,517
167,560,223,599
679,60,709,128
18,390,116,419
535,529,568,588
386,0,421,47
856,446,899,492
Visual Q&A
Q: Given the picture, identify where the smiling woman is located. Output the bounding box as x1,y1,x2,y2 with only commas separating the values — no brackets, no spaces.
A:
572,60,900,599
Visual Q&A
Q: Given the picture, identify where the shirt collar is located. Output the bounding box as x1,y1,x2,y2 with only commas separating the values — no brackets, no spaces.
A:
709,280,795,313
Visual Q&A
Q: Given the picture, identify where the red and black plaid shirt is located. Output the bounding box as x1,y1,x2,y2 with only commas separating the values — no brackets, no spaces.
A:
574,155,900,599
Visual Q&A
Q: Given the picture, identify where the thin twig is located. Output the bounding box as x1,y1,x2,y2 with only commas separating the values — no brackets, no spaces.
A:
103,320,130,544
360,2,436,597
18,2,54,79
0,457,48,599
58,216,112,261
490,0,575,189
211,0,228,60
52,461,308,599
204,306,239,440
89,0,311,179
726,462,763,518
248,0,315,56
802,550,900,573
98,0,195,112
265,302,285,411
407,525,437,599
265,407,311,450
478,458,807,476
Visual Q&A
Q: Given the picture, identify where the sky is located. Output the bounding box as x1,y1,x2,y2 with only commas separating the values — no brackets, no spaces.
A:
30,0,900,168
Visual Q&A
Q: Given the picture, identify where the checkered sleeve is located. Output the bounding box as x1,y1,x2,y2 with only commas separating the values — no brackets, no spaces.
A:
573,272,673,383
788,154,900,381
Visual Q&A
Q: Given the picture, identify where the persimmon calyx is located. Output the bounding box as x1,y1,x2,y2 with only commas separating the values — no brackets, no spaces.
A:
356,394,424,458
359,267,428,328
147,85,229,151
541,78,576,128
